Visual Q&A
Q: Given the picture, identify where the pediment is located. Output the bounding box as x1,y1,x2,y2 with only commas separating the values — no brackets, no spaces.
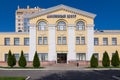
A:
25,4,96,19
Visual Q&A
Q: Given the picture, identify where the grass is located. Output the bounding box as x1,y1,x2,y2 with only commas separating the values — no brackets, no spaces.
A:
0,77,25,80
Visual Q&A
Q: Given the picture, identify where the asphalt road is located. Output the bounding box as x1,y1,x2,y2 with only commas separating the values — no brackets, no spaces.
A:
0,70,120,80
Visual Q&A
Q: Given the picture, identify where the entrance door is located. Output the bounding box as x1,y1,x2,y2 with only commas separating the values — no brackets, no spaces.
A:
57,53,67,63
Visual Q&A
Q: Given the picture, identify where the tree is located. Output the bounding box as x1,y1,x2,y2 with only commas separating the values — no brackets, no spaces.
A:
90,54,98,68
7,50,14,67
18,50,27,68
12,54,16,67
33,51,40,68
111,50,120,67
102,51,110,67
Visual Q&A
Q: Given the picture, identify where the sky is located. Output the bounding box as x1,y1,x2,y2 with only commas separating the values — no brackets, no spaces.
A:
0,0,120,32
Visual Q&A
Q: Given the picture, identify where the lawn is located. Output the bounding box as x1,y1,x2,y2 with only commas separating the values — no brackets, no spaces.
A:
0,77,25,80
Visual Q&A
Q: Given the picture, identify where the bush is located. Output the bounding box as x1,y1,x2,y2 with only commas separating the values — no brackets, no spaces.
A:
12,54,16,67
33,51,40,68
18,50,27,68
102,51,110,67
111,50,120,67
7,50,15,67
90,54,98,68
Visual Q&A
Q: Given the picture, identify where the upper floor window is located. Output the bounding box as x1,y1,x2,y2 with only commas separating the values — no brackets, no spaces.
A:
94,38,99,45
43,37,48,45
4,38,10,45
76,21,85,30
103,38,108,45
38,21,47,30
57,37,67,45
76,37,80,45
62,37,67,45
112,38,117,45
57,21,66,30
38,37,42,45
24,38,29,45
14,38,19,46
81,37,85,45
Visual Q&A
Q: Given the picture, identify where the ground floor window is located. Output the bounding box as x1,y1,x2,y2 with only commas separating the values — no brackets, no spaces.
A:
24,53,29,61
4,54,8,61
14,53,19,61
76,53,86,61
38,53,48,61
93,53,99,60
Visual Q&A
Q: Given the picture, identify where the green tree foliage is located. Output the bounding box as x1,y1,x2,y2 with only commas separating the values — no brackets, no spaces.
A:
7,50,15,67
33,51,40,68
18,50,27,68
12,54,16,67
102,51,110,67
111,50,120,67
90,54,98,68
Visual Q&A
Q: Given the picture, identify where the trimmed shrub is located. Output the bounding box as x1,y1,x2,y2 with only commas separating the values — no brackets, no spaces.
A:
102,51,110,67
90,54,98,68
18,50,27,68
33,51,40,68
111,50,120,67
12,54,16,67
7,50,14,67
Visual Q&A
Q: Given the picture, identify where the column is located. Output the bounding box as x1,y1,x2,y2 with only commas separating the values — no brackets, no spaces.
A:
67,24,76,62
29,23,36,61
48,24,56,62
86,24,94,61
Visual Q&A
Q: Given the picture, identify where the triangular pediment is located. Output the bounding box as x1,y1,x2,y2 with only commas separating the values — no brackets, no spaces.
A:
25,4,96,19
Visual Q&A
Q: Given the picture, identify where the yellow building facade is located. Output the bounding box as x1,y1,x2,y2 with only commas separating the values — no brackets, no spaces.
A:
0,5,119,65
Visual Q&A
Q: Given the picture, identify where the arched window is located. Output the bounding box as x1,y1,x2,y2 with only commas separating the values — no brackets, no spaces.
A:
76,21,85,30
38,21,47,30
18,30,22,32
57,21,66,30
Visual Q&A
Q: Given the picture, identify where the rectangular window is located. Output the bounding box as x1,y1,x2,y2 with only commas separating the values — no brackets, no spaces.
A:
58,37,61,44
38,53,48,61
76,53,86,61
24,38,29,45
76,37,80,45
24,54,29,61
4,38,10,45
62,37,66,44
94,53,99,60
112,38,117,45
43,37,47,45
14,38,19,45
14,54,19,61
94,38,99,45
38,37,42,45
4,54,8,61
103,38,108,45
81,37,85,45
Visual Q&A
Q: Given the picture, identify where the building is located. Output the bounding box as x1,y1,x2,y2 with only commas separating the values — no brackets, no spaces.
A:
0,4,120,66
16,5,41,32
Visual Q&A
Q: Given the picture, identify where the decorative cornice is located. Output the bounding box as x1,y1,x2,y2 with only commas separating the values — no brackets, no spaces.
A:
24,4,96,19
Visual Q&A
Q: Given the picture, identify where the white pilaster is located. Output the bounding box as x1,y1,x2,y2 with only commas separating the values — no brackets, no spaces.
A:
29,23,36,61
67,24,76,62
48,24,56,62
86,24,94,61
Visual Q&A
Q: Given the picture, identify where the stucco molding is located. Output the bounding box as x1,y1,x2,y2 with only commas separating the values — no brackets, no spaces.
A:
24,4,96,19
